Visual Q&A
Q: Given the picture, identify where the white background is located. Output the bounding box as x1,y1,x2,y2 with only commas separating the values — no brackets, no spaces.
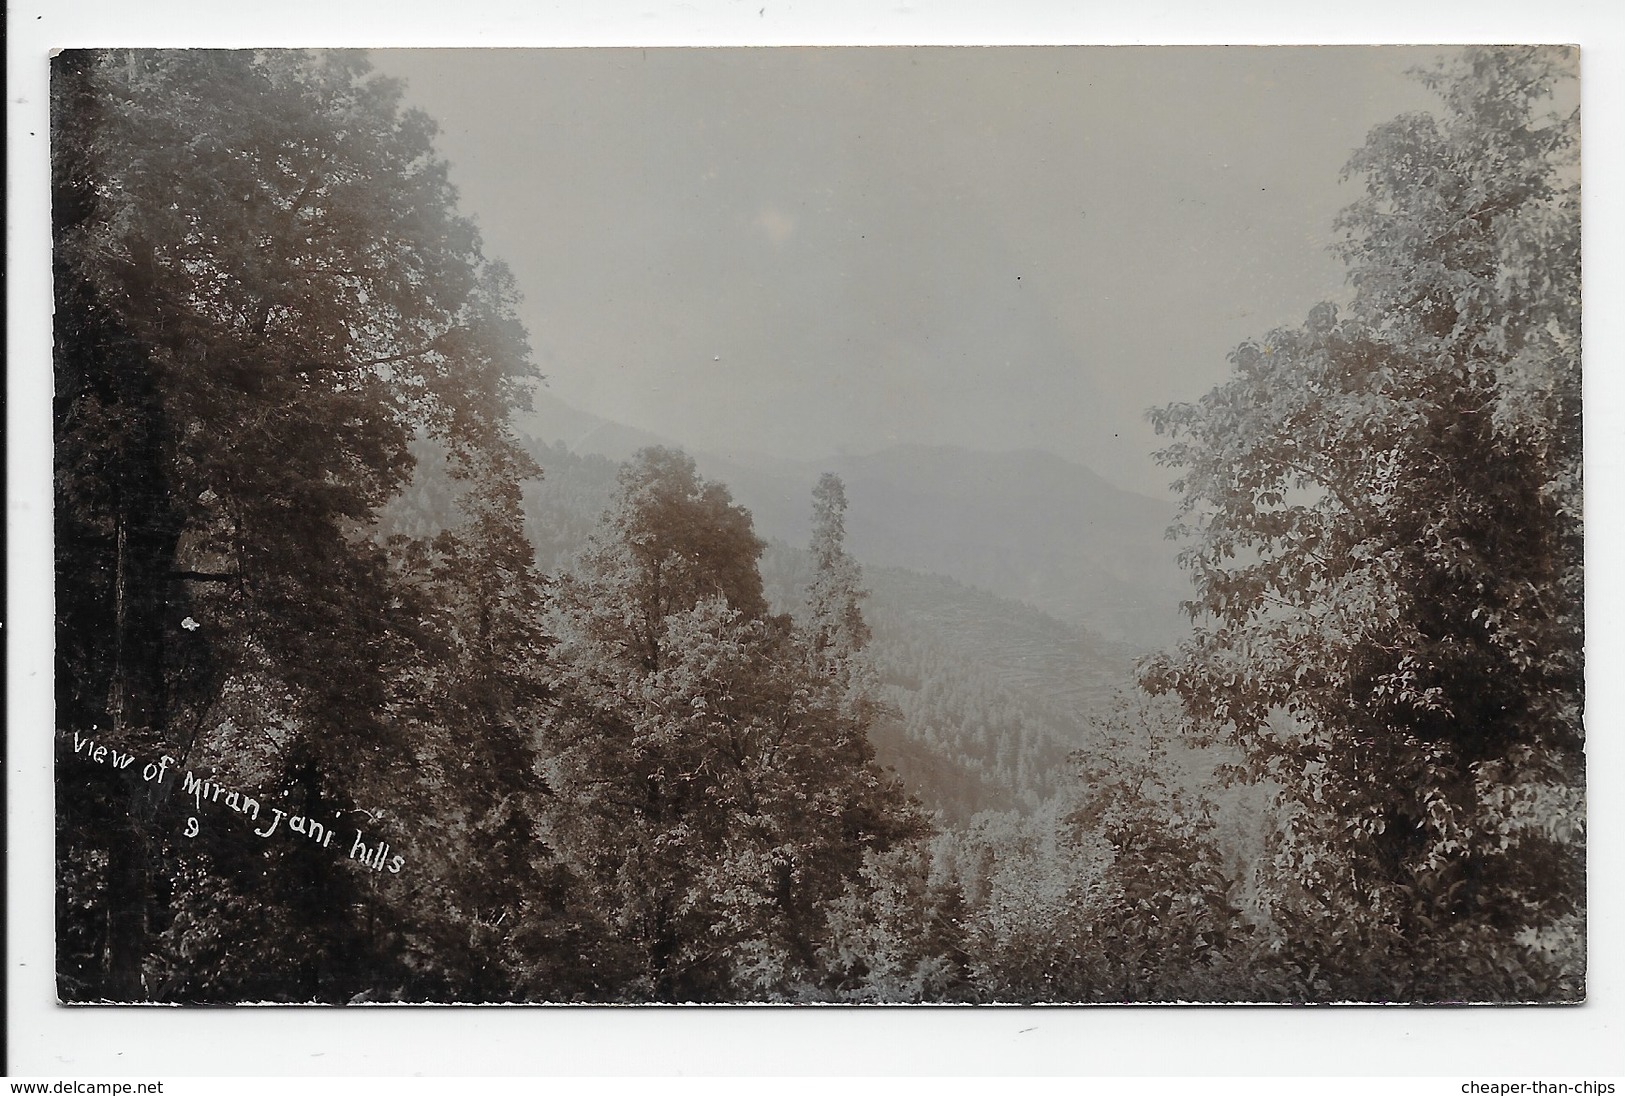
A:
7,0,1623,1078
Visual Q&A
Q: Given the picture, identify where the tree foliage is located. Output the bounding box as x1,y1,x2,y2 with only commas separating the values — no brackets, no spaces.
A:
1140,46,1582,1001
541,451,923,1000
805,473,873,663
54,48,549,1001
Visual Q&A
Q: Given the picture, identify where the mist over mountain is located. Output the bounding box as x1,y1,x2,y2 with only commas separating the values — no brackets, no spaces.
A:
517,389,1191,649
517,384,681,462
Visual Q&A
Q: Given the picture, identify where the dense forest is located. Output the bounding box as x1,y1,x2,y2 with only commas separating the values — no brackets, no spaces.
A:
54,46,1582,1003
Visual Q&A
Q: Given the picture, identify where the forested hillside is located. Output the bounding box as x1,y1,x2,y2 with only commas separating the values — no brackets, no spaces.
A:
54,46,1582,1005
768,549,1135,819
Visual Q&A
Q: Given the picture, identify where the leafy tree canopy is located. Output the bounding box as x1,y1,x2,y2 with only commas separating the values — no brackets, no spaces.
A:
53,48,544,1001
1140,46,1582,1001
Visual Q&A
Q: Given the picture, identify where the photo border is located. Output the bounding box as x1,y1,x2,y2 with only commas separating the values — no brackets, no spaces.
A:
8,0,1622,1076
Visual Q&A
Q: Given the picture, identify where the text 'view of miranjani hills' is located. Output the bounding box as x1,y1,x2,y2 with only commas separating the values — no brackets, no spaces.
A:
53,46,1582,1004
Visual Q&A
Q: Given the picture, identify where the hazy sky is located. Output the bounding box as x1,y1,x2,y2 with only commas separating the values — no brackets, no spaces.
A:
372,46,1447,494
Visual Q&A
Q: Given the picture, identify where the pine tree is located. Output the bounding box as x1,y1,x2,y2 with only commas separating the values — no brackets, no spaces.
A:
805,473,871,665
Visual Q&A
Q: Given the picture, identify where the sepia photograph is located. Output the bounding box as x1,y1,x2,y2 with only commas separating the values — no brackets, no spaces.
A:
50,42,1583,1007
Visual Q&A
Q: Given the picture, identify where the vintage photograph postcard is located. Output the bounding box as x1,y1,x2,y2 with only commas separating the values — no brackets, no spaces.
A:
52,44,1582,1004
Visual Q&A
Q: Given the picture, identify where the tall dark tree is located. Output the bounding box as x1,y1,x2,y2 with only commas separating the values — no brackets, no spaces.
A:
1140,47,1582,1001
53,49,543,1000
544,449,922,1000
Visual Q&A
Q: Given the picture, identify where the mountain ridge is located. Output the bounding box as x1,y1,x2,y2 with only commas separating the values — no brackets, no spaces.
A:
515,389,1192,648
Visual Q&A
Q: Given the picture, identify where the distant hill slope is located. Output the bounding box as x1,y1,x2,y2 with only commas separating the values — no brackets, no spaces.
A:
762,544,1138,820
516,392,1192,650
515,388,678,463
